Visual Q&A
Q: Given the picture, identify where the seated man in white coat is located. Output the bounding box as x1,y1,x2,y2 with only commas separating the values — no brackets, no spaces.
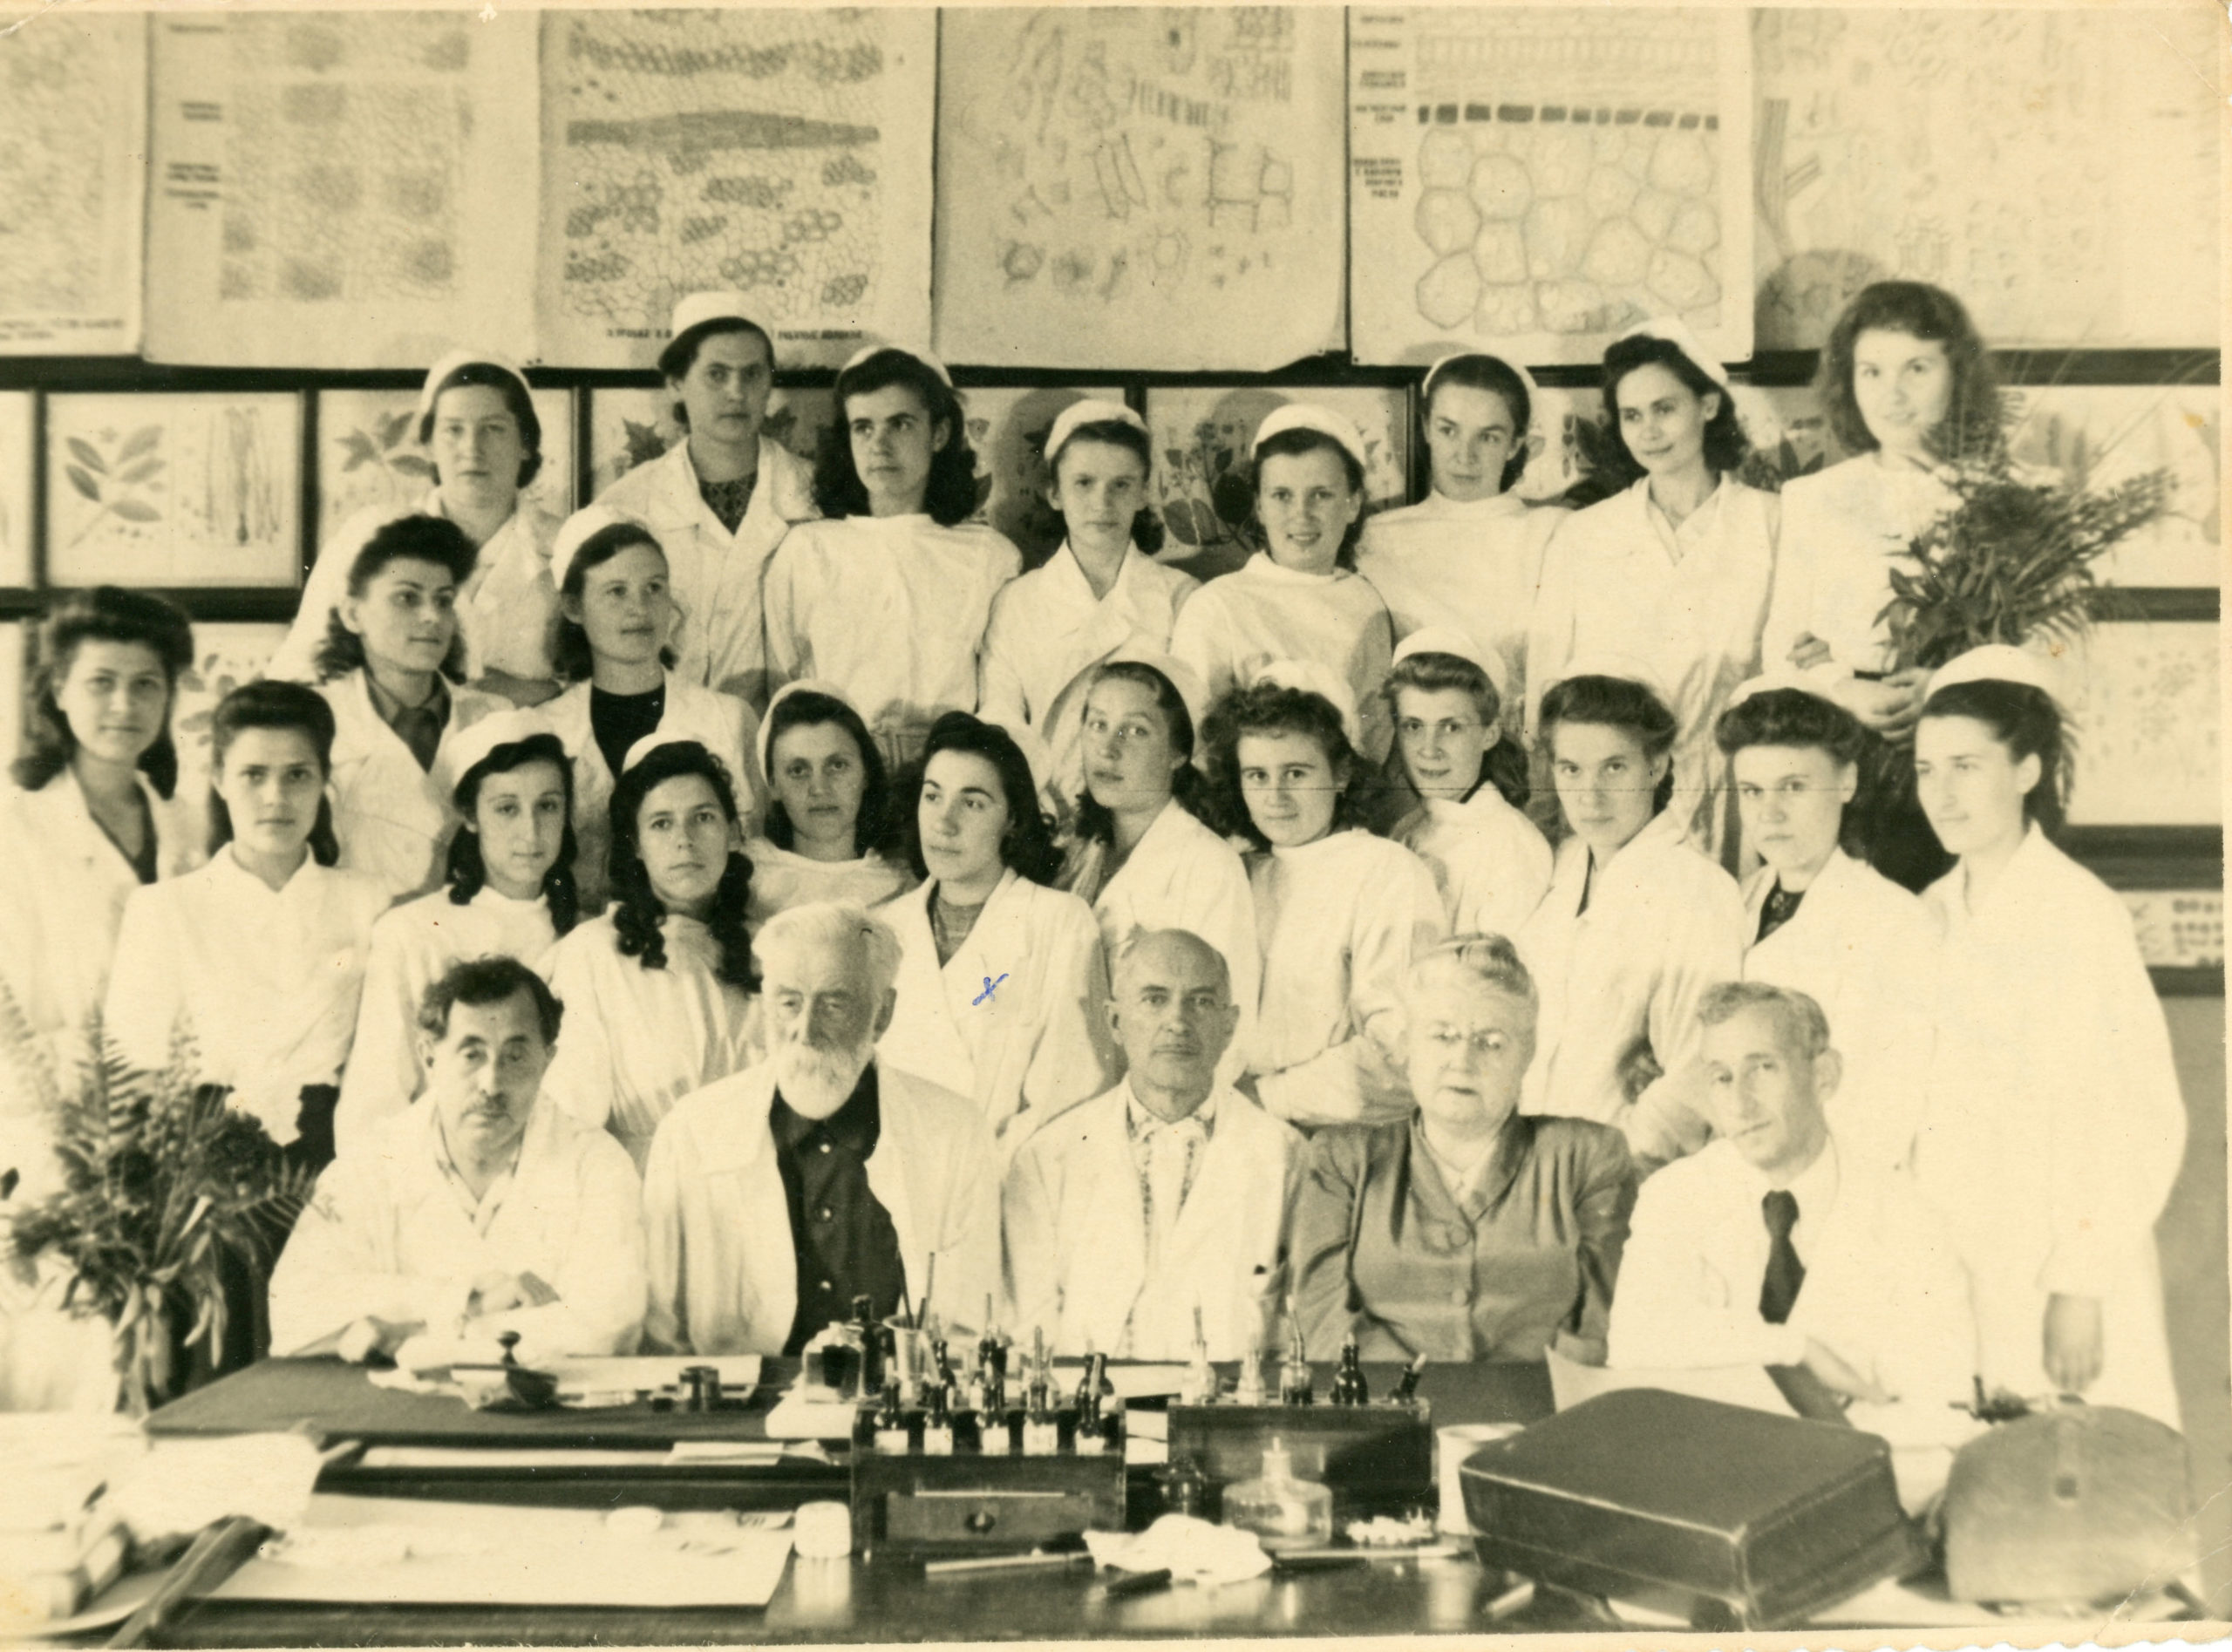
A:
643,902,1000,1355
269,955,647,1362
1608,982,1975,1449
1004,928,1303,1360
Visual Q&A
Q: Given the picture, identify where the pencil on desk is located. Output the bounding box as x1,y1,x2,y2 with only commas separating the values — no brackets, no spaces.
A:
923,1550,1092,1577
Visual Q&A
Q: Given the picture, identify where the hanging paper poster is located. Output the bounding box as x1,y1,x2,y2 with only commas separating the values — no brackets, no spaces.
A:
538,8,936,371
0,392,31,585
144,11,539,367
0,11,146,355
934,8,1348,372
1348,8,1753,368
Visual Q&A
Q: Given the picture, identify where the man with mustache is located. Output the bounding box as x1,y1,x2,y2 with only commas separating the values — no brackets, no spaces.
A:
1004,928,1301,1360
642,902,999,1354
268,955,646,1363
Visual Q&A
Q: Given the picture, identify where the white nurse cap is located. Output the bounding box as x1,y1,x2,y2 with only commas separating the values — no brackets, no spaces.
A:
1044,399,1149,467
1392,625,1510,710
1541,651,1677,714
415,348,534,427
549,505,654,594
1249,656,1364,751
1097,646,1210,743
1422,351,1541,405
757,678,870,783
1251,403,1369,472
1612,316,1732,391
669,290,765,343
436,706,565,801
840,343,954,390
1923,643,2068,709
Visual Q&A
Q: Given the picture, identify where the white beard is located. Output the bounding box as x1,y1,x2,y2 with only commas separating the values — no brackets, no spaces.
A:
772,1035,875,1118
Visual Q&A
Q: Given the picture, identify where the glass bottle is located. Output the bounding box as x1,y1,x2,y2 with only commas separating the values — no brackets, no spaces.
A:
1221,1440,1332,1552
1330,1335,1370,1405
922,1377,955,1455
854,1295,883,1397
1072,1354,1106,1455
873,1378,910,1455
1235,1345,1268,1406
1022,1350,1060,1456
1388,1352,1428,1405
1277,1319,1314,1407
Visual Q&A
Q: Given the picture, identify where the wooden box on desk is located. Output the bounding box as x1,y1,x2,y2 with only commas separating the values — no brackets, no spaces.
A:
1458,1389,1924,1629
1166,1402,1432,1520
849,1448,1126,1561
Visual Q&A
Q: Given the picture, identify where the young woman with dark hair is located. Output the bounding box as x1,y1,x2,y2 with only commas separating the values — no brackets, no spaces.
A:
1358,353,1565,737
1528,321,1778,857
1173,405,1399,766
763,345,1023,769
741,680,915,925
105,681,387,1171
978,401,1198,831
539,738,760,1171
1909,647,2184,1428
875,711,1111,1156
312,512,511,901
274,350,562,706
583,292,819,704
541,507,759,914
337,712,581,1152
1202,671,1444,1131
1514,664,1744,1172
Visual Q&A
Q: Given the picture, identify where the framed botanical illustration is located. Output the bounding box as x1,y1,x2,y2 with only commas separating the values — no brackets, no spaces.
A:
2065,619,2220,828
0,392,32,586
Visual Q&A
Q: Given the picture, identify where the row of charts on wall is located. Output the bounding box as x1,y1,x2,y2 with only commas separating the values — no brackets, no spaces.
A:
0,6,2216,369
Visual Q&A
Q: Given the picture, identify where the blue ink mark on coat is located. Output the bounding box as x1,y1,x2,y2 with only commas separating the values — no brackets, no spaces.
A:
974,973,1009,1006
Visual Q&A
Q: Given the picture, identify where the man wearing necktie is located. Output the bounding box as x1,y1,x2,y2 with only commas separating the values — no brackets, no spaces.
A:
1606,982,1978,1451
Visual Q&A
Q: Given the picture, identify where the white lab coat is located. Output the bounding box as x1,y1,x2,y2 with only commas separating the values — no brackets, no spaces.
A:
874,869,1113,1154
642,1059,999,1356
1245,830,1446,1125
269,1098,645,1360
740,838,916,928
588,437,819,707
976,543,1198,822
762,513,1023,771
272,492,563,688
1392,789,1554,941
538,913,760,1173
1170,554,1397,760
1003,1081,1303,1360
1915,826,2186,1425
105,847,388,1146
319,671,507,902
542,672,759,914
336,885,561,1154
1514,806,1745,1165
1527,478,1779,852
1357,492,1564,738
1762,456,1955,682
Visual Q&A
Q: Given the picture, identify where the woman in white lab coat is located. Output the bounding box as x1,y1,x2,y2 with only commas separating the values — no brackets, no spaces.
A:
337,712,580,1153
1528,321,1778,856
1203,668,1445,1131
742,681,915,927
274,350,562,706
1764,282,2004,892
1514,665,1745,1171
1171,405,1398,764
541,507,758,914
1708,677,1938,1173
978,401,1199,830
1358,353,1565,735
539,738,760,1171
763,346,1022,770
310,513,507,901
106,682,389,1171
1910,648,2185,1426
1377,628,1552,940
876,713,1113,1157
586,292,819,706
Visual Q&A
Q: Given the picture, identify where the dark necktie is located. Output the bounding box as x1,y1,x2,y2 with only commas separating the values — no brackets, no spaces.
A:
1759,1190,1805,1325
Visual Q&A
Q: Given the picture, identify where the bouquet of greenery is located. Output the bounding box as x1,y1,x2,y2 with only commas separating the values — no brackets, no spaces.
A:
1,987,310,1415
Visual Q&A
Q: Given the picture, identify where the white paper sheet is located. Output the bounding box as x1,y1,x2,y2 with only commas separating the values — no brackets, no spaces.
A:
933,8,1348,371
144,10,539,366
536,8,935,371
0,11,145,356
1348,7,1753,367
1546,1345,1796,1417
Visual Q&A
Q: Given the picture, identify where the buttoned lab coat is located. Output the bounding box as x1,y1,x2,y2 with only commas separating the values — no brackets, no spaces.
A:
269,1098,645,1360
589,438,819,707
1761,455,1955,682
642,1060,999,1356
271,493,563,688
1003,1082,1303,1361
762,514,1023,772
320,671,507,902
875,869,1113,1155
976,543,1198,824
542,672,759,914
1392,790,1554,942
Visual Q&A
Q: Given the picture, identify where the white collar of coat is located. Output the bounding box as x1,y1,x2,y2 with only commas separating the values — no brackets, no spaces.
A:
1049,540,1146,606
209,840,318,902
1241,551,1349,586
1410,489,1530,523
1268,826,1367,865
649,436,817,527
1627,472,1726,534
1742,844,1861,916
915,864,1025,938
1579,805,1698,894
1944,821,2057,921
1121,1075,1219,1138
676,1058,885,1174
1718,1127,1841,1224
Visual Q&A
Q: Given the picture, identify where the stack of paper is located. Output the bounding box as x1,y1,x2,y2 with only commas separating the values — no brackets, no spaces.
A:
0,1416,145,1623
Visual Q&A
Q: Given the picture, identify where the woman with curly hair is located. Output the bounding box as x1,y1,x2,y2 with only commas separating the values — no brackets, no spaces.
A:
762,345,1022,770
876,712,1111,1156
1528,320,1778,855
742,680,916,926
338,710,582,1153
1204,668,1443,1131
539,738,759,1169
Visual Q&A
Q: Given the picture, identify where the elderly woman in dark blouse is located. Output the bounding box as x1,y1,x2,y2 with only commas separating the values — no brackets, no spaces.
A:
1291,935,1634,1362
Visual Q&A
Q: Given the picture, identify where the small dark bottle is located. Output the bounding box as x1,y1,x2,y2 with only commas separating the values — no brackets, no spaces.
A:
1329,1336,1370,1406
1072,1356,1106,1455
873,1378,910,1454
922,1379,955,1456
1022,1355,1060,1456
1387,1352,1428,1405
854,1295,884,1395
